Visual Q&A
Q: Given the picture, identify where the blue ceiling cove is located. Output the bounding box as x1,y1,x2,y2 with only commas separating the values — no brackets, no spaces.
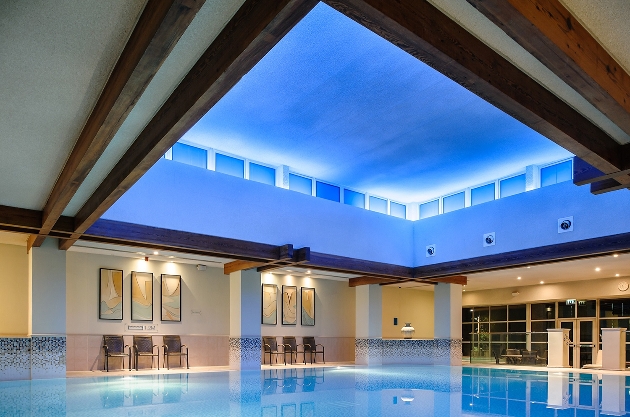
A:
180,3,571,203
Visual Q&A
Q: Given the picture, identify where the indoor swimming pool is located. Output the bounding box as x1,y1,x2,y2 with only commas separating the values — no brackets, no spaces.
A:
0,366,627,416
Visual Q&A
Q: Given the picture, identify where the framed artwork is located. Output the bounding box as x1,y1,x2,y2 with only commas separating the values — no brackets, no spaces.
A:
99,268,123,320
161,274,181,322
301,287,315,326
282,285,297,325
262,284,278,325
131,271,153,321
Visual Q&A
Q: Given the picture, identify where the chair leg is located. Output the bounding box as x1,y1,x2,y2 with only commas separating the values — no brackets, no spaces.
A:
105,356,108,372
186,355,189,369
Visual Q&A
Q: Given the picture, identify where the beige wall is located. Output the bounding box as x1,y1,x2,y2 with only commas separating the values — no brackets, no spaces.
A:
463,276,630,306
260,273,355,338
382,287,434,339
0,243,29,336
66,251,230,336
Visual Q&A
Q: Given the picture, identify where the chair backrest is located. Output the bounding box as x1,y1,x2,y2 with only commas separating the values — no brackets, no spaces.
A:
263,336,278,351
163,335,182,352
133,335,154,353
283,336,297,351
303,336,315,352
506,348,520,355
103,335,124,353
595,350,603,365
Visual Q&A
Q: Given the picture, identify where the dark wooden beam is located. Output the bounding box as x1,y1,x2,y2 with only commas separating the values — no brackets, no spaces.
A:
224,260,266,275
33,0,204,247
466,0,630,137
325,0,628,183
573,156,630,194
349,276,399,287
426,275,467,286
0,205,74,236
308,252,414,279
414,232,630,279
59,0,318,250
256,247,311,273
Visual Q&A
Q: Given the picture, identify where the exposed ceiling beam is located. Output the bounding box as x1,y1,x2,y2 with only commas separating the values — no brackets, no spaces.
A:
350,275,467,287
224,260,266,275
58,0,319,250
0,205,73,236
349,276,400,287
426,275,467,286
257,247,311,273
324,0,629,187
466,0,630,138
573,156,630,194
32,0,204,248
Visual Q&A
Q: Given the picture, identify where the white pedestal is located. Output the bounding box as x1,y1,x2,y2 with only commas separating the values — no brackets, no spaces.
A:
602,328,626,371
547,329,570,368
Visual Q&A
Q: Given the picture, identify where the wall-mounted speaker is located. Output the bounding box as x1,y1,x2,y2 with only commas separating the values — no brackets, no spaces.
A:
426,245,436,257
483,232,495,247
558,216,573,233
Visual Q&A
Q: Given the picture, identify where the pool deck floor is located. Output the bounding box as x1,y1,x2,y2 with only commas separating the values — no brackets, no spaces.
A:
66,361,630,378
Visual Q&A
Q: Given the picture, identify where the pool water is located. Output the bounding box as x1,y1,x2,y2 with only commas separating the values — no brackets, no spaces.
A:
0,366,628,416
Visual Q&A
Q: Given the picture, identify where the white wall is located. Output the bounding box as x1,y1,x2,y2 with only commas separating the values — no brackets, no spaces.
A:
66,251,230,336
260,273,355,338
31,238,66,335
0,243,29,335
103,159,414,266
463,276,630,306
414,182,630,266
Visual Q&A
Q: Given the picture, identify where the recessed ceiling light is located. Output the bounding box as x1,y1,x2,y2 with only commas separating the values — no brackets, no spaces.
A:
306,270,311,274
540,281,544,284
168,256,175,259
527,266,531,269
136,252,145,255
286,269,292,272
595,267,601,272
463,290,466,292
614,254,619,257
517,277,521,280
153,251,159,255
616,274,620,277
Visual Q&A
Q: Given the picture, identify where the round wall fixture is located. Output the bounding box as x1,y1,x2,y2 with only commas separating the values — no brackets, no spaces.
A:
618,281,629,291
485,235,494,244
560,219,572,230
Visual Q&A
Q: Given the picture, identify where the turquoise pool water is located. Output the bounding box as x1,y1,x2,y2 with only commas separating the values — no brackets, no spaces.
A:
0,366,628,416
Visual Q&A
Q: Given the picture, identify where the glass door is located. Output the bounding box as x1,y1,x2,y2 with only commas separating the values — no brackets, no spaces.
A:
559,319,596,368
577,319,595,368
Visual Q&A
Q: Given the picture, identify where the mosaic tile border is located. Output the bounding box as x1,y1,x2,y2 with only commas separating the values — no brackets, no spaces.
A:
357,338,462,366
229,337,261,370
355,338,383,365
0,338,31,381
31,336,66,379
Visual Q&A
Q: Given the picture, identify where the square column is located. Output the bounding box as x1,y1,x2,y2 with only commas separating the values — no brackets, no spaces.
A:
602,328,626,370
434,283,462,365
355,284,382,365
229,269,262,370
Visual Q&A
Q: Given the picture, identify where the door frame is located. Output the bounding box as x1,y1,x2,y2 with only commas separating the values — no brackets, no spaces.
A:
558,318,597,368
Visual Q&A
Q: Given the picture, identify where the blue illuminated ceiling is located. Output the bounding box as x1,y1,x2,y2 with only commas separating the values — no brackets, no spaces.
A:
181,3,571,203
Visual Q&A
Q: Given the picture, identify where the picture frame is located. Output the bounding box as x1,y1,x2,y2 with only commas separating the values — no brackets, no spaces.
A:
131,271,153,321
301,287,315,326
99,268,123,320
282,285,297,325
262,283,278,325
161,274,181,322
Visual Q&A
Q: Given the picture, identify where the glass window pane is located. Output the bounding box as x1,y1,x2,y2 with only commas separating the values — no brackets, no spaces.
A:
508,322,526,333
172,143,207,169
600,298,630,318
249,163,275,185
531,303,555,320
577,300,596,317
471,183,495,206
462,308,474,323
369,196,387,214
500,174,525,198
490,306,507,322
556,161,572,183
215,153,244,178
490,322,507,333
289,174,312,195
462,323,473,341
443,192,465,213
316,181,340,202
390,202,406,219
420,200,439,219
473,307,489,322
558,302,576,319
540,164,557,187
509,304,526,321
344,189,365,208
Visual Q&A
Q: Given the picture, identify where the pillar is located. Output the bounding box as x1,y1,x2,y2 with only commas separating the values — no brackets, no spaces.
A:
229,269,262,370
30,238,66,379
433,283,462,365
355,284,382,365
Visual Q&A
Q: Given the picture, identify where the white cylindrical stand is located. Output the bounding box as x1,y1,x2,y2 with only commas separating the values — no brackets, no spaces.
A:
602,328,626,371
547,329,570,368
602,374,625,415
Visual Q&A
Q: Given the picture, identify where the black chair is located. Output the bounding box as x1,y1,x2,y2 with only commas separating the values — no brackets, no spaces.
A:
283,336,306,365
263,336,285,365
163,335,189,369
133,335,159,371
103,335,131,372
521,350,537,365
302,337,325,364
